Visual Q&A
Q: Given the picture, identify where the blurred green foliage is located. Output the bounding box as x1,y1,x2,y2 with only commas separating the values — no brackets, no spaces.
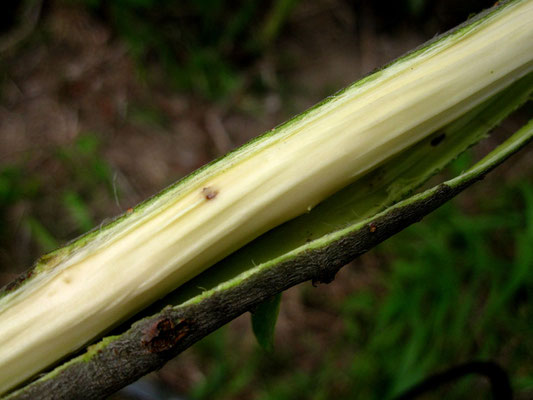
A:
57,0,496,101
186,162,533,399
0,166,41,245
68,0,299,100
0,133,114,264
0,166,40,213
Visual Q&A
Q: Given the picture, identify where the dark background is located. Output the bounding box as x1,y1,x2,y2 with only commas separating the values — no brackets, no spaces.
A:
0,1,532,399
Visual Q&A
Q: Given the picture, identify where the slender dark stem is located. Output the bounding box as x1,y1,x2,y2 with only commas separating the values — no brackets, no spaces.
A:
394,361,513,400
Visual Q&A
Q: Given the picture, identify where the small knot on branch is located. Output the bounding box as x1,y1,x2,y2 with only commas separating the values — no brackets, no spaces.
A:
141,317,190,353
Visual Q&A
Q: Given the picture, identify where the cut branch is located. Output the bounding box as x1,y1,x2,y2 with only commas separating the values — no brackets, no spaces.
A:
0,0,532,397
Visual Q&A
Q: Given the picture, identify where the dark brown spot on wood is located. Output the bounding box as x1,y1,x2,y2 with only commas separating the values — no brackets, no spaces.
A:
202,187,218,200
430,133,446,147
142,317,189,353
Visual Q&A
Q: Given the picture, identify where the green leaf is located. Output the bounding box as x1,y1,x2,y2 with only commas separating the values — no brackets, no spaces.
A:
251,293,282,352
